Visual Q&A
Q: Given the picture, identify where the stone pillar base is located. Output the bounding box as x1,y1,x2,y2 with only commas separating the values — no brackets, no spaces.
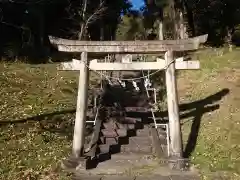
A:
61,155,92,171
168,156,190,171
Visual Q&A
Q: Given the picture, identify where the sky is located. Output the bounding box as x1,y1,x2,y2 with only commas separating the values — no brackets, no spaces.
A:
131,0,144,10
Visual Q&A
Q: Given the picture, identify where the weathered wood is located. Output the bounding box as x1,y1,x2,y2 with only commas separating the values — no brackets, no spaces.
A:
49,34,207,46
72,52,89,158
49,34,208,53
58,59,200,71
165,51,183,159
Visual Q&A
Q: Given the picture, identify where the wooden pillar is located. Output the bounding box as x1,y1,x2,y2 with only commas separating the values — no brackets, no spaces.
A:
72,52,89,158
165,50,183,160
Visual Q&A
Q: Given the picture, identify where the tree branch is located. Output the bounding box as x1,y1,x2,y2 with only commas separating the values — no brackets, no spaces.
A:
85,1,106,27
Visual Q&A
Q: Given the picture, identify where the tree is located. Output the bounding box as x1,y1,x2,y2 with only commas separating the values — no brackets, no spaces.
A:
0,0,132,61
116,11,146,40
143,0,166,40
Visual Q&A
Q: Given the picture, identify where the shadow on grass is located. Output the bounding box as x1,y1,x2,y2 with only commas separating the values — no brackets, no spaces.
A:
180,88,230,158
0,109,94,141
0,109,76,125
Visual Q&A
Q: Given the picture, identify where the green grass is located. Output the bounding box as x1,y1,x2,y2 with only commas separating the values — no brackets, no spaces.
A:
0,63,78,179
0,63,100,179
179,47,240,180
0,48,240,179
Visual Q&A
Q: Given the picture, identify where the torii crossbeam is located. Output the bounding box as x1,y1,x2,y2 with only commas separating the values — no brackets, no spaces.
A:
49,35,207,53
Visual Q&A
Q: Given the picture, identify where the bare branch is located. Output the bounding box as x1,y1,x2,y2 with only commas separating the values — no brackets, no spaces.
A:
78,0,88,39
0,20,29,31
78,0,107,40
85,1,107,27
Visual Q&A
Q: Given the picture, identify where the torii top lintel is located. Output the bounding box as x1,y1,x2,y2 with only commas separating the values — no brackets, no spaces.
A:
49,34,208,53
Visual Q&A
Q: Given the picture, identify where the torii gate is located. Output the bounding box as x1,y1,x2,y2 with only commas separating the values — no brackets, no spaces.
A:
49,34,208,168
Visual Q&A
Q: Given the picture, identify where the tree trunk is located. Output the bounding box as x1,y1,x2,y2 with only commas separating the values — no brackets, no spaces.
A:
183,0,195,37
78,0,88,40
226,27,233,52
179,11,184,39
159,20,164,40
169,0,177,40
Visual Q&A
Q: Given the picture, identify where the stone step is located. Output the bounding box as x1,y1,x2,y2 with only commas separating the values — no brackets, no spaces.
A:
101,128,150,142
119,126,150,137
120,136,153,153
101,136,130,147
98,144,110,154
136,128,151,136
118,122,147,131
117,123,136,130
103,121,118,129
106,122,134,130
125,107,151,113
129,136,153,144
120,144,153,154
73,153,157,175
119,117,142,124
101,124,152,142
102,121,148,137
100,137,118,145
115,123,137,137
99,143,122,155
101,129,127,138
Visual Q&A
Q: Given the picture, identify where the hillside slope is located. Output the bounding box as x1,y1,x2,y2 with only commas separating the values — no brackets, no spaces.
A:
0,48,239,180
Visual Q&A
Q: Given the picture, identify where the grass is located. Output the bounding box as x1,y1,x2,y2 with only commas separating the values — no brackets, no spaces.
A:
0,63,99,179
179,47,240,179
0,47,240,179
0,63,77,179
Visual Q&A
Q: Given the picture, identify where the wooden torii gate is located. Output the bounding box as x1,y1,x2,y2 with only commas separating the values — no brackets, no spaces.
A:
49,34,208,167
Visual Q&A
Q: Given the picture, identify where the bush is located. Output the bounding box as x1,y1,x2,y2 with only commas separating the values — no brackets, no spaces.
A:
232,24,240,46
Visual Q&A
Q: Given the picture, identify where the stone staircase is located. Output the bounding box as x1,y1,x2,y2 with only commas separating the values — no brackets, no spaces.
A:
98,117,154,157
69,113,201,180
69,111,169,172
61,101,200,180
